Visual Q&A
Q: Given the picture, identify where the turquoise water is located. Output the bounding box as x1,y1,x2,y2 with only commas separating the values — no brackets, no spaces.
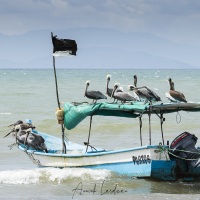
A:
1,69,200,199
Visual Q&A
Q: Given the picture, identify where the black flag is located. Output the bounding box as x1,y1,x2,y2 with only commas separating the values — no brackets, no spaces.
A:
51,32,77,56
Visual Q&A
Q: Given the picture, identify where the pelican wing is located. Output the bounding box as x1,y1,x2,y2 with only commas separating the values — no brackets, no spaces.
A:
136,88,152,101
87,90,107,100
169,90,187,102
143,86,161,101
114,92,136,101
165,92,178,102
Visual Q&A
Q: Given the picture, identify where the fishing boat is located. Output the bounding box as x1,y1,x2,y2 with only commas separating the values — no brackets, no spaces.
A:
6,33,200,181
15,101,200,181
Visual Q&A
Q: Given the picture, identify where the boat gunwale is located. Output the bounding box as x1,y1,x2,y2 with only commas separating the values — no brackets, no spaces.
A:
18,144,165,158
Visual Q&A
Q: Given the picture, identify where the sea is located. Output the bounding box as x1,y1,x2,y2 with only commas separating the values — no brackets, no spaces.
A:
1,68,200,200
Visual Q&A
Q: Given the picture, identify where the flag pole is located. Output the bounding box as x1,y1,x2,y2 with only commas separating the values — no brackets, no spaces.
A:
53,55,61,109
51,32,66,154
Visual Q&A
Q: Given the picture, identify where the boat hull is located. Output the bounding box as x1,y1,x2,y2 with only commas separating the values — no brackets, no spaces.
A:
17,131,200,181
19,143,178,180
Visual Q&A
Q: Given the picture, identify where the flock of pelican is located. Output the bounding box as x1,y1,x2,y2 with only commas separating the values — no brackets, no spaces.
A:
4,75,186,152
84,74,187,104
4,120,48,153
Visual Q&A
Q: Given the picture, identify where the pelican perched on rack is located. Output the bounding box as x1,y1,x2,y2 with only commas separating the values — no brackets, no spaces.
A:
84,80,107,103
165,78,187,103
111,83,137,104
106,74,113,97
128,75,161,104
106,74,123,103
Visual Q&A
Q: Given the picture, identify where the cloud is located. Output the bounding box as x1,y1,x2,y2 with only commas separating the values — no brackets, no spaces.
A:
0,0,200,46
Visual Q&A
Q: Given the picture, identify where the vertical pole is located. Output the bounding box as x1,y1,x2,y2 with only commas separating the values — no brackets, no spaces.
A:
148,111,151,145
160,112,165,145
53,56,66,154
86,116,93,152
139,115,142,146
53,56,60,109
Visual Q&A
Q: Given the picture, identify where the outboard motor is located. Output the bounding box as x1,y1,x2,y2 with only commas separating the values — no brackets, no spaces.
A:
170,132,200,167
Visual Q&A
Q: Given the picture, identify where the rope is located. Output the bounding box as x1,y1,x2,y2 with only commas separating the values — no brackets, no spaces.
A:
25,151,41,165
168,151,200,161
176,111,181,124
154,142,169,160
8,143,16,150
155,143,200,161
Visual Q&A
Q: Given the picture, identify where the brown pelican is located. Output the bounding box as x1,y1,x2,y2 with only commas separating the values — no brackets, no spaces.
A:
4,120,36,138
84,80,107,103
111,83,137,103
4,120,47,152
165,78,187,103
17,128,48,153
129,75,161,103
106,74,123,97
106,74,113,97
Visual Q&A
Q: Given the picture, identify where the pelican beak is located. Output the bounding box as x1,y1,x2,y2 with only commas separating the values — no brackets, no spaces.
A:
4,130,14,138
8,123,15,127
8,120,23,127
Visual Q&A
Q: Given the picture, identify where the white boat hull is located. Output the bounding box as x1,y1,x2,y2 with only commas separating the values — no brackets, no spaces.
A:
24,146,168,168
19,139,174,179
18,130,200,181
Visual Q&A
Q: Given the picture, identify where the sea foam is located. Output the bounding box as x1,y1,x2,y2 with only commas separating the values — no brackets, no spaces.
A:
0,168,111,184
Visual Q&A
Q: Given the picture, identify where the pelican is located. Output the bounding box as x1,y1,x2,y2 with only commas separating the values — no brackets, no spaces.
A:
106,74,123,97
4,120,47,152
106,74,113,97
111,83,137,103
84,80,107,103
23,129,47,152
8,120,35,130
24,130,48,153
4,120,35,138
15,126,48,153
129,75,161,103
165,78,187,103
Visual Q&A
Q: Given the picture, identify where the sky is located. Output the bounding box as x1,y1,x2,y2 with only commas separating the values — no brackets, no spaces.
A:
1,0,200,47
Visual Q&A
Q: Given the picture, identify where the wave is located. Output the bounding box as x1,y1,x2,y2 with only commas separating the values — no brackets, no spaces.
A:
0,168,111,185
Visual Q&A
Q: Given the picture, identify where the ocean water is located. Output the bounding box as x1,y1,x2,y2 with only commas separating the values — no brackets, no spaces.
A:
1,68,200,199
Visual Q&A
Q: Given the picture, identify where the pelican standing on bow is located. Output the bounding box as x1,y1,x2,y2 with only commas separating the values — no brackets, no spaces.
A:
4,120,48,152
165,78,187,103
16,128,48,153
128,75,161,104
4,120,36,138
111,83,137,104
84,80,107,103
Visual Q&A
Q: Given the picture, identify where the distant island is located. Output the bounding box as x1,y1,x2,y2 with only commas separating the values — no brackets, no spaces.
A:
0,28,199,69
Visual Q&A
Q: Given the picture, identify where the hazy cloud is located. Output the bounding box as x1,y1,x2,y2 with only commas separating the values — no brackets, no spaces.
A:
0,0,200,46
